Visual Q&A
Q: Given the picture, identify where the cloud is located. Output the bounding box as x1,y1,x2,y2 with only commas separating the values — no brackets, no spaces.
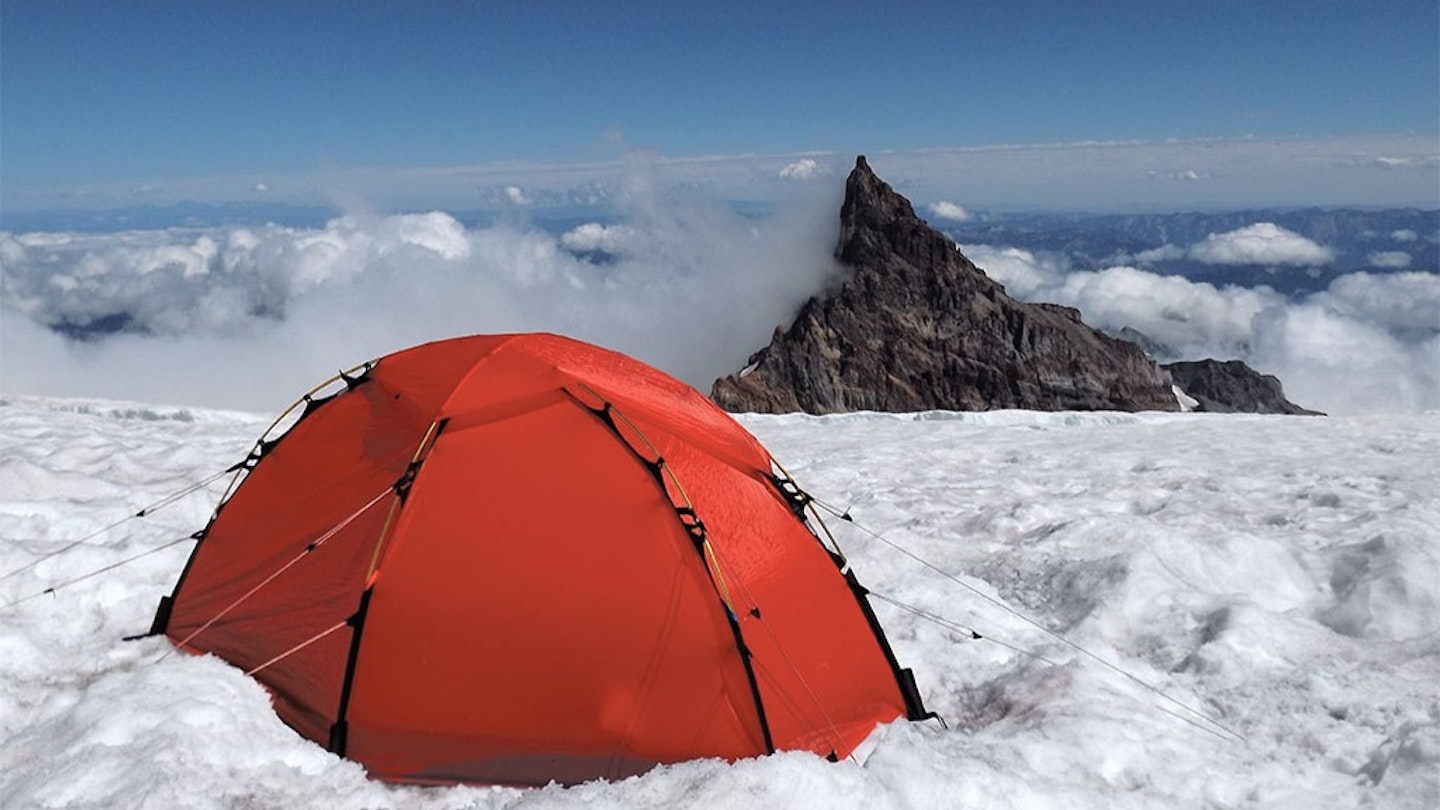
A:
962,243,1440,413
1374,155,1440,169
503,186,531,206
1311,271,1440,334
960,245,1068,299
1367,251,1412,270
254,183,270,193
1188,223,1335,266
1132,244,1187,264
1053,265,1275,357
778,159,825,181
1146,168,1209,182
1248,302,1439,415
559,222,637,254
0,180,848,412
4,167,1435,419
928,201,971,222
1391,229,1418,243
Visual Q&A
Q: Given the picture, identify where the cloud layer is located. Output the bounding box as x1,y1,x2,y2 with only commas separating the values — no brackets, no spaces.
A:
778,159,826,181
1367,250,1412,270
2,185,847,412
3,180,1436,417
928,201,971,222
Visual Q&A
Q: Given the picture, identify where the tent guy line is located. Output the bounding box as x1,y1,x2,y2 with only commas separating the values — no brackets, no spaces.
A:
3,533,196,611
157,487,394,664
0,396,416,617
246,620,351,678
809,496,1248,745
0,465,235,587
867,588,1247,745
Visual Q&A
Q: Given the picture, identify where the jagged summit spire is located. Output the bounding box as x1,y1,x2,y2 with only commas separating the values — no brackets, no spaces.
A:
711,157,1179,414
838,154,923,268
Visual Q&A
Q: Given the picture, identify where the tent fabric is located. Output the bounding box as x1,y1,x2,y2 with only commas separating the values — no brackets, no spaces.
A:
156,333,927,786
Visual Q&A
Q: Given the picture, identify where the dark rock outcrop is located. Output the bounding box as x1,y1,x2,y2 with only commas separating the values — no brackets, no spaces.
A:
1107,326,1179,362
711,156,1179,414
1164,359,1323,415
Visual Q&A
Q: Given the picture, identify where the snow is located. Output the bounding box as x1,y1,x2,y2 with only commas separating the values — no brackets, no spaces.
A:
2,395,1438,809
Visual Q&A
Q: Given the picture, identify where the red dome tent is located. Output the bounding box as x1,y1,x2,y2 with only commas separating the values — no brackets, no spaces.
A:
148,333,929,786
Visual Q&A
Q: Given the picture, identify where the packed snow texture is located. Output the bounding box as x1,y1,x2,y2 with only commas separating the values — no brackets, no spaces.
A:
1,397,1437,808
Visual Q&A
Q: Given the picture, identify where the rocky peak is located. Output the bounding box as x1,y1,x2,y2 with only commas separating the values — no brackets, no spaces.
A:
1164,359,1323,415
710,155,1180,414
838,155,920,260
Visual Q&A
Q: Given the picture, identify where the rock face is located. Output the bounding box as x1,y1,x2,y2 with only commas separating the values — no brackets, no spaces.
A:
711,156,1179,414
1164,359,1323,415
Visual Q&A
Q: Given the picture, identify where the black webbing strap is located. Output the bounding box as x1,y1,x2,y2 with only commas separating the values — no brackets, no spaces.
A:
768,474,938,724
328,586,374,755
564,387,777,754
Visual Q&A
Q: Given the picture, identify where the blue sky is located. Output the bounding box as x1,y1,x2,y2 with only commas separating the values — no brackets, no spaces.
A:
2,1,1437,213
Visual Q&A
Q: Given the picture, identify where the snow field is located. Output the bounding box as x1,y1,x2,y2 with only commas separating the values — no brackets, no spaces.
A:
1,397,1437,809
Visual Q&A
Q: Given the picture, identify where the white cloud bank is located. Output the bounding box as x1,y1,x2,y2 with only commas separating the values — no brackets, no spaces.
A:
1312,271,1440,334
3,190,1436,416
558,222,639,254
928,201,971,222
1187,223,1334,266
1,184,848,413
778,159,826,181
963,243,1440,414
1367,251,1412,270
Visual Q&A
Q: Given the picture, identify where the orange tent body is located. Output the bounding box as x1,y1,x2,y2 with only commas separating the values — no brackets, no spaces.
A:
149,333,929,786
